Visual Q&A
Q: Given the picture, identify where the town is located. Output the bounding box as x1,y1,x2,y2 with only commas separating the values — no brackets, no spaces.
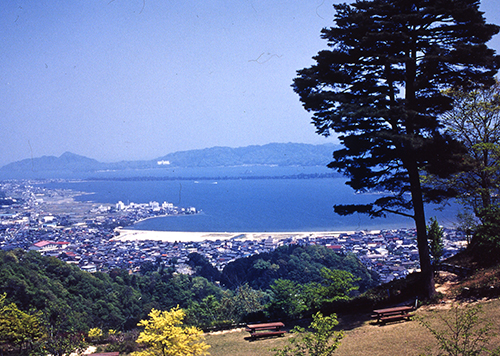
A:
0,180,467,284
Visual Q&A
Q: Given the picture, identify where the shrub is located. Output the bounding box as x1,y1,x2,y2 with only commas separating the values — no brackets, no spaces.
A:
419,303,500,356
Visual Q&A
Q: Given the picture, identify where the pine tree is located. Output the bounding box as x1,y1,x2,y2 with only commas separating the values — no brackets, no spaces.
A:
293,0,499,298
427,218,444,267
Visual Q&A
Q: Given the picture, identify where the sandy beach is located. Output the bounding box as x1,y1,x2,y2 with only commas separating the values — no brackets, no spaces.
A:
114,228,375,242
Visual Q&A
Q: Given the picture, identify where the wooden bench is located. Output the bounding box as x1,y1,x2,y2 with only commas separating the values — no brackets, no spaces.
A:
372,306,415,324
380,312,415,324
246,322,286,340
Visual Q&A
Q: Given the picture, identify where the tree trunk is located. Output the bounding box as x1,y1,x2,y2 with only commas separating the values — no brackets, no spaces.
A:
404,46,435,300
407,162,436,299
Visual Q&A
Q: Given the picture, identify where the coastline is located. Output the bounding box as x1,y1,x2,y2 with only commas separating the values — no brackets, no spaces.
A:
114,228,382,242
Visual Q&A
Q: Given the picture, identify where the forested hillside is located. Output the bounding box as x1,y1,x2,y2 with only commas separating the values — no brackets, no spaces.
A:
0,245,375,333
156,143,337,167
1,249,144,331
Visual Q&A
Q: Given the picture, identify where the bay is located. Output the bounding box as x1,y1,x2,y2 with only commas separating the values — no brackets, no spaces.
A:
40,166,459,232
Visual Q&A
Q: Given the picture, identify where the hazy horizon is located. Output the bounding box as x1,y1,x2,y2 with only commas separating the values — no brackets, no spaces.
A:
1,141,338,166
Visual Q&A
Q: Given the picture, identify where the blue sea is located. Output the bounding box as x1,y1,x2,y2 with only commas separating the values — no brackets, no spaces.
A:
39,166,459,232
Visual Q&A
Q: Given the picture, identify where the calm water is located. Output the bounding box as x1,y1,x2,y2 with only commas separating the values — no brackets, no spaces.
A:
40,167,459,232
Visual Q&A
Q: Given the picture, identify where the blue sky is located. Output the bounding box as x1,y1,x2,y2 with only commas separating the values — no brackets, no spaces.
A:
1,0,499,167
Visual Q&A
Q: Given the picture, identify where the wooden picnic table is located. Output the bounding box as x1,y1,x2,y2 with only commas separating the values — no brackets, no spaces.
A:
245,322,286,339
372,306,415,324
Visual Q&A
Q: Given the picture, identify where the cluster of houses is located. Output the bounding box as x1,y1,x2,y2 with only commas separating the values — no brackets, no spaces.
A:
0,181,467,284
20,227,466,284
327,229,466,283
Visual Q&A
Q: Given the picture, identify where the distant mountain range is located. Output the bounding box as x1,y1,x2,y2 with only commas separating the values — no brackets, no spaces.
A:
0,143,339,177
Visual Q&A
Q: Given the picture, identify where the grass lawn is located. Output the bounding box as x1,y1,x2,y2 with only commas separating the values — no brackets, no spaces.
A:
204,298,500,356
205,329,290,356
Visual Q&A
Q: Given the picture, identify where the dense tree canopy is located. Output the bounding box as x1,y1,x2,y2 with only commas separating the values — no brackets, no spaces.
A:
0,250,223,332
187,252,221,282
0,250,144,331
293,0,500,298
267,267,360,320
220,245,378,292
0,246,377,337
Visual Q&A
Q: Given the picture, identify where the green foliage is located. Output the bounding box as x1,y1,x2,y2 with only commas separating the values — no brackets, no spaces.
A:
0,249,144,331
139,272,223,314
42,330,87,356
470,206,500,265
185,284,267,328
441,82,500,214
268,279,306,320
97,330,141,354
428,218,444,266
221,245,378,293
301,268,360,313
220,245,376,320
268,268,359,320
272,312,343,356
187,253,221,281
0,249,225,332
185,295,223,329
0,243,379,332
0,289,87,356
232,283,268,320
317,267,359,303
419,304,500,356
345,272,425,314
